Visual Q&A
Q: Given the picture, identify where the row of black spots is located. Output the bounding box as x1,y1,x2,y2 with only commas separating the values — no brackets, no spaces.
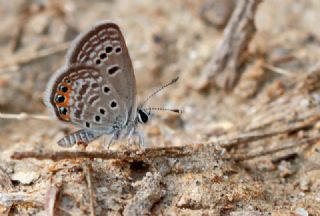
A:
93,101,117,124
94,45,122,66
91,100,118,121
85,114,102,127
106,44,121,54
95,51,106,65
85,101,118,127
55,84,69,103
95,53,107,65
91,110,104,125
94,45,112,65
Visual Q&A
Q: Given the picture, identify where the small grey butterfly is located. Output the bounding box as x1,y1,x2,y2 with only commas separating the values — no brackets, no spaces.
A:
44,21,180,148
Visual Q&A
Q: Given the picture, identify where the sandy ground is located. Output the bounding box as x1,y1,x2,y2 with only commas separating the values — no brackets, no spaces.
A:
0,0,320,215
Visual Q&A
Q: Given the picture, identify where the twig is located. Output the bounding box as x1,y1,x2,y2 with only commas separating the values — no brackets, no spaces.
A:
245,107,320,132
45,184,61,216
262,63,294,77
9,10,30,53
0,169,13,192
0,112,50,121
210,120,313,149
10,19,25,53
11,145,195,161
83,160,96,216
271,153,298,164
0,192,43,207
233,135,320,162
198,0,263,90
11,120,314,162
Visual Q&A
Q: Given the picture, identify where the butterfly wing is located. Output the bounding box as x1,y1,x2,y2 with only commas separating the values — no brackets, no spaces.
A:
66,21,137,123
44,64,128,134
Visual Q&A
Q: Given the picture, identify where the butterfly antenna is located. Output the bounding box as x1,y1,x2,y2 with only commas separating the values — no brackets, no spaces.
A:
141,77,179,107
146,107,182,114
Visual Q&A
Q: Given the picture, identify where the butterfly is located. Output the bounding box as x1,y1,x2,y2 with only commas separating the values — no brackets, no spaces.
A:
44,21,180,148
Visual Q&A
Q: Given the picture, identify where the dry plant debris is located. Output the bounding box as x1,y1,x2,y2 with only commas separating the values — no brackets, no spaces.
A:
1,0,320,215
198,0,263,91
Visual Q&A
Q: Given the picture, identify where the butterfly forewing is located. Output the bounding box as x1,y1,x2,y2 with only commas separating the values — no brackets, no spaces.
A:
67,21,137,123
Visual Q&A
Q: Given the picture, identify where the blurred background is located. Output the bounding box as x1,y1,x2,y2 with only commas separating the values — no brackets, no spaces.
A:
1,0,319,150
1,0,320,214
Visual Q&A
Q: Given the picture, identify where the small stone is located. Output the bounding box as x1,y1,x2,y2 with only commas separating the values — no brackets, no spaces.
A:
294,208,308,216
230,211,262,216
278,161,295,178
299,177,310,192
11,171,39,185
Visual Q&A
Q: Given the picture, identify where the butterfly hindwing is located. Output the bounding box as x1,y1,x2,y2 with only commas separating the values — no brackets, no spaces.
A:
44,64,127,133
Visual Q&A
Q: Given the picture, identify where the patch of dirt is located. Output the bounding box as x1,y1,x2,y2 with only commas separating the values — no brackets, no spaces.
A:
0,0,320,215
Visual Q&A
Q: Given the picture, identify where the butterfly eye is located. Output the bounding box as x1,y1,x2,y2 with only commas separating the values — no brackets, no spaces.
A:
59,107,68,115
138,109,149,124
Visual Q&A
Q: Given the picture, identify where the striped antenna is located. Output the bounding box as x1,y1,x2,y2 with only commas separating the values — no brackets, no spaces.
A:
141,77,179,107
146,107,182,114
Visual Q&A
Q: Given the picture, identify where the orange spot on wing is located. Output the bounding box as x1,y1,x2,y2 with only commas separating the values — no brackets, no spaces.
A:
54,81,73,121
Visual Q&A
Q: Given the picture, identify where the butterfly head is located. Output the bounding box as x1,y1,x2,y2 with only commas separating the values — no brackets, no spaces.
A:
136,106,181,125
135,76,182,125
137,108,151,124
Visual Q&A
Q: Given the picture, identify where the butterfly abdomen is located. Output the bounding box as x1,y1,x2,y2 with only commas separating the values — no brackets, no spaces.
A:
57,129,99,147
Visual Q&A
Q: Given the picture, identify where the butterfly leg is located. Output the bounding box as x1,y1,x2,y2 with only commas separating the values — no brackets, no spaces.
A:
57,129,102,147
105,131,120,149
132,130,145,149
127,127,136,146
